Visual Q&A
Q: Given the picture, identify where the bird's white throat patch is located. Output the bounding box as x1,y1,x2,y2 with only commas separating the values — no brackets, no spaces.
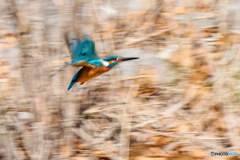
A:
101,60,110,67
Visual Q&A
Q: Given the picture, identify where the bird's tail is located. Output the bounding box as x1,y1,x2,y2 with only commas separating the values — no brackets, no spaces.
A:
67,68,82,90
68,81,75,90
52,62,71,68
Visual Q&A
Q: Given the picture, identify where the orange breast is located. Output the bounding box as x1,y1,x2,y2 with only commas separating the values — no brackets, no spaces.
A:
76,67,91,82
77,66,111,83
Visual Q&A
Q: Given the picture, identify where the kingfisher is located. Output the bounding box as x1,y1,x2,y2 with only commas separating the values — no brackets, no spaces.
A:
57,34,139,90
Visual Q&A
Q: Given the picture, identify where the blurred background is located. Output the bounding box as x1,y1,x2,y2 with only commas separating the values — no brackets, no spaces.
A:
0,0,240,160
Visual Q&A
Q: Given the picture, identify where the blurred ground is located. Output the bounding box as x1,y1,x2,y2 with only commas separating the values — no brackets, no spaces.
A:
0,0,240,160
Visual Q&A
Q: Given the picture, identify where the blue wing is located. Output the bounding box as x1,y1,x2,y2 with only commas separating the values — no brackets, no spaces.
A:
67,35,100,66
54,34,101,68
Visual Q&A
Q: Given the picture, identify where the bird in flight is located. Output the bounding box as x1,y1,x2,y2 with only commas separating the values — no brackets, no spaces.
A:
57,33,139,90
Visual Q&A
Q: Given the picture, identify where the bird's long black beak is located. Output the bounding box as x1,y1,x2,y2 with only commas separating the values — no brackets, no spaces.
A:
120,57,139,61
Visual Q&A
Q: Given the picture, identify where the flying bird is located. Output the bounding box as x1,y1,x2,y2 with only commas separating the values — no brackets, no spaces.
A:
57,33,139,90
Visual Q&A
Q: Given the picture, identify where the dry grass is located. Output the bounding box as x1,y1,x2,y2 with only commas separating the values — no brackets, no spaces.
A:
0,0,240,160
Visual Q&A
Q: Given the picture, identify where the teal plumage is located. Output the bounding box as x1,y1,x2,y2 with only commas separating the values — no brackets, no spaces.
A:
68,69,81,90
57,33,139,90
69,37,100,65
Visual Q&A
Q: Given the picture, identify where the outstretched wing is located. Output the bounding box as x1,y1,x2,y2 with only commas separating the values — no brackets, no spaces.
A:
65,33,100,68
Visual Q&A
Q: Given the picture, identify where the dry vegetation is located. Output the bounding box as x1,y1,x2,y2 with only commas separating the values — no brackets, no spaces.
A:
0,0,240,160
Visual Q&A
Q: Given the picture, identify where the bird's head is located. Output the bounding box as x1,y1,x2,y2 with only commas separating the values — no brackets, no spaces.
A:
104,56,139,63
103,56,139,69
